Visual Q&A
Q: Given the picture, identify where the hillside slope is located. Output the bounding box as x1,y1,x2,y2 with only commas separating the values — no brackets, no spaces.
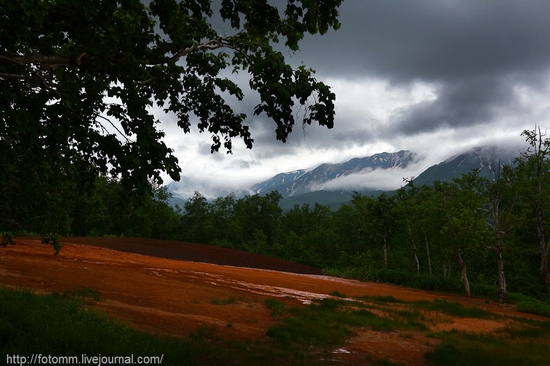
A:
1,238,548,365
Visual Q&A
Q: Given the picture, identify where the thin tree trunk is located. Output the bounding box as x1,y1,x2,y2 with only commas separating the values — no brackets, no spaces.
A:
425,233,432,276
408,225,420,273
444,263,451,278
495,245,507,302
458,251,471,296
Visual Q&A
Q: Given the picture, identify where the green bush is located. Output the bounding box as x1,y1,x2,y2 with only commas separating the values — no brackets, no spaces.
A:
515,299,550,318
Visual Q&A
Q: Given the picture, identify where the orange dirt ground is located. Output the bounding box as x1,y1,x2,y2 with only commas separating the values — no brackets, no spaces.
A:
1,238,547,365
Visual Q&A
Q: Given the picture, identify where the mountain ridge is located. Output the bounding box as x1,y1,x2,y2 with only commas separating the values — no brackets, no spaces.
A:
167,145,523,209
411,145,519,187
252,150,416,198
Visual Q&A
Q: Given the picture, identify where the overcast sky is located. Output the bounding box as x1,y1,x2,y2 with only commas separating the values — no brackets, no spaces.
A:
160,0,550,197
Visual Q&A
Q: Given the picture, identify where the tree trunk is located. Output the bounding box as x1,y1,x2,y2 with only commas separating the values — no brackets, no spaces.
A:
458,251,471,296
443,263,451,278
495,245,507,302
425,233,432,276
408,225,420,273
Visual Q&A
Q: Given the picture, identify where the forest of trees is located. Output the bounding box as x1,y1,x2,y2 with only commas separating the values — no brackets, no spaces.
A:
3,128,550,303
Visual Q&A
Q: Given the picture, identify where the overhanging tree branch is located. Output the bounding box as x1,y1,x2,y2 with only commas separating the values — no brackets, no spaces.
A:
171,38,226,61
0,72,32,80
0,0,341,218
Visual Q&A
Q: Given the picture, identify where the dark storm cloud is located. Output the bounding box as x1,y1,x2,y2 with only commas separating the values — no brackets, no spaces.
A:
288,0,550,139
394,76,515,134
299,0,550,80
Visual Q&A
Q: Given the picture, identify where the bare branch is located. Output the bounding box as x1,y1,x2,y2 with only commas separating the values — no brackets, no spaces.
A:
6,55,73,68
171,39,224,61
96,114,131,143
0,72,32,80
170,34,252,64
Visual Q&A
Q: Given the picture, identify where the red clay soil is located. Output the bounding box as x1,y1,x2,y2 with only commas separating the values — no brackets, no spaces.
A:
1,238,547,365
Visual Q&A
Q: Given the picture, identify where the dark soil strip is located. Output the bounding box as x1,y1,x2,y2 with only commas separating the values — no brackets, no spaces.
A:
59,237,323,275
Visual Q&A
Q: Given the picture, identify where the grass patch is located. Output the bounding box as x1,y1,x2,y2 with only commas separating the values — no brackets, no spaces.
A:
264,298,286,318
210,297,237,305
329,290,347,298
357,295,406,304
500,317,550,339
266,299,358,347
266,298,427,347
411,299,496,319
425,329,550,366
188,325,218,342
62,287,102,301
515,299,550,318
0,287,196,365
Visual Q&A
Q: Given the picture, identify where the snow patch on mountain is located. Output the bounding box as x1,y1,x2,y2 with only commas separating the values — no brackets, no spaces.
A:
252,150,421,197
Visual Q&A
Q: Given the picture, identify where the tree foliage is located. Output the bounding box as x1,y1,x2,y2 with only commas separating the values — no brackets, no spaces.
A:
514,127,550,301
0,0,340,188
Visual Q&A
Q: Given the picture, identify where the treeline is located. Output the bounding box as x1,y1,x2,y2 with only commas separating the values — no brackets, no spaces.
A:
174,129,550,303
2,129,550,303
176,171,548,302
0,177,182,242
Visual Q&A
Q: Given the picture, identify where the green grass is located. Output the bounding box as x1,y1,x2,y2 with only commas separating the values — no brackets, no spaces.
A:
515,299,550,318
0,287,196,365
266,298,427,347
404,298,550,366
210,297,237,305
264,298,286,318
263,295,549,365
3,286,549,366
410,298,496,319
62,287,103,301
425,329,550,366
356,295,406,304
329,290,347,298
499,316,550,339
188,325,218,342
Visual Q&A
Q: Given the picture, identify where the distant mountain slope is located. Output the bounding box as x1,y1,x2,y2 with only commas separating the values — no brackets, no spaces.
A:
252,150,416,198
278,145,523,210
412,146,519,187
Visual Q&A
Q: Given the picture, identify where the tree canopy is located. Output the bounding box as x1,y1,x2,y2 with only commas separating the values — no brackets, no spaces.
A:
0,0,341,193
